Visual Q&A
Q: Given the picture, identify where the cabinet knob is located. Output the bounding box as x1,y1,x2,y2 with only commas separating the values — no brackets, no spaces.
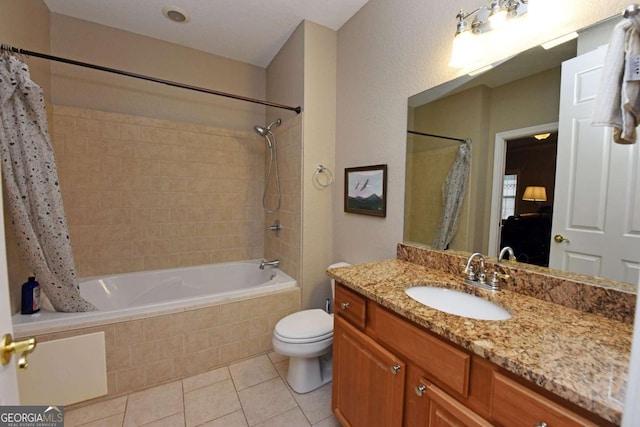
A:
341,302,350,310
415,384,426,397
390,365,401,375
534,423,548,427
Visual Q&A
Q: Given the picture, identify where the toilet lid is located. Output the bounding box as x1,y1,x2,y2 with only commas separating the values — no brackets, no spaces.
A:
274,309,333,343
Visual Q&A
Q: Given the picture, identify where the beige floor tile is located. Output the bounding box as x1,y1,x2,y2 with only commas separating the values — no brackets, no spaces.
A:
274,359,288,382
200,410,248,427
65,396,127,427
184,378,241,427
266,351,287,364
292,382,333,424
312,415,341,427
254,407,310,427
229,354,278,391
183,366,230,392
140,412,185,427
78,413,125,427
238,377,297,426
123,381,184,427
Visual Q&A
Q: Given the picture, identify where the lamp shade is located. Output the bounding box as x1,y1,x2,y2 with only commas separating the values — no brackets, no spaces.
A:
522,186,547,202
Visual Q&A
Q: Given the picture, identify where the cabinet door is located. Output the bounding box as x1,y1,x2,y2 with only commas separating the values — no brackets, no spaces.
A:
332,315,405,427
427,382,493,427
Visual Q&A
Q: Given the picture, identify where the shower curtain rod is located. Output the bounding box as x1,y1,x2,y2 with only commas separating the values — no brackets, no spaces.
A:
407,130,468,143
0,43,302,115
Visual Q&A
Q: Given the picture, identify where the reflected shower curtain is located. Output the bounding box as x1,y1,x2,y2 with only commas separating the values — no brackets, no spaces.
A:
432,141,471,250
0,55,94,312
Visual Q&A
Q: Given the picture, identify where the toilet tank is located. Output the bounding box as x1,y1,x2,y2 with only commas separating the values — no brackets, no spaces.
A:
328,262,351,302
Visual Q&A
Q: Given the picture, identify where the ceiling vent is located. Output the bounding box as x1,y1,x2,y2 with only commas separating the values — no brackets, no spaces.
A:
162,6,191,23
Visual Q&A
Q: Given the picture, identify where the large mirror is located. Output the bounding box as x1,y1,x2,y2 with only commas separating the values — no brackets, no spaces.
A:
405,15,639,290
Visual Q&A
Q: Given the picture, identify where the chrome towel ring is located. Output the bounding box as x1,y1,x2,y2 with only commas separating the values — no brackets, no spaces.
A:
313,164,334,189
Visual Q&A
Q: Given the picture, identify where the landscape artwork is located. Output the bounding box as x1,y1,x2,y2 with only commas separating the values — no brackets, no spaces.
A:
344,164,387,217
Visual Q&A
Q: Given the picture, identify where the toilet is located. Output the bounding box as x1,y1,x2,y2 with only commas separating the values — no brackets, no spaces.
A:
272,262,350,393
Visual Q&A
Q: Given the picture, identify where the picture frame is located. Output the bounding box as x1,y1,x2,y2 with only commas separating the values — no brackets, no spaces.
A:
344,164,387,217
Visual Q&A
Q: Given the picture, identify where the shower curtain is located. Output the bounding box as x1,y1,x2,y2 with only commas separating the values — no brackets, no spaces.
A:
0,55,94,312
432,141,471,250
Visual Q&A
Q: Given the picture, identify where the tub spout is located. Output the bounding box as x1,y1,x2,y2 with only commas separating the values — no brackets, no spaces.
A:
259,259,279,269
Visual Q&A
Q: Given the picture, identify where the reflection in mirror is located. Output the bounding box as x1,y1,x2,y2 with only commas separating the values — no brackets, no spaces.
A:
405,16,638,289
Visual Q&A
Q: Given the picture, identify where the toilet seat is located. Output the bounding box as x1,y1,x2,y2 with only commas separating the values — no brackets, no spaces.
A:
274,309,333,344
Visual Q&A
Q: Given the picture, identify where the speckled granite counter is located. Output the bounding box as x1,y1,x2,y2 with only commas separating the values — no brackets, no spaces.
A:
327,259,632,425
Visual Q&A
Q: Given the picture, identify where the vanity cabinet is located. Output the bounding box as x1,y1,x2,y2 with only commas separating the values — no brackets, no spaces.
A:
332,282,613,427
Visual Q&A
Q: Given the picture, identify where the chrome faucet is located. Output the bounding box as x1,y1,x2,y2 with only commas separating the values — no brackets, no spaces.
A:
259,259,279,269
463,252,486,283
498,246,516,264
267,219,281,236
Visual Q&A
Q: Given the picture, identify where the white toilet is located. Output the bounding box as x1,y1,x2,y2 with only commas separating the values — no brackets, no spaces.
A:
272,262,350,393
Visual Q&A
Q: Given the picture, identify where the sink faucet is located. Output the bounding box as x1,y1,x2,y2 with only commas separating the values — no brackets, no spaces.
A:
259,259,279,270
498,246,516,264
463,253,486,282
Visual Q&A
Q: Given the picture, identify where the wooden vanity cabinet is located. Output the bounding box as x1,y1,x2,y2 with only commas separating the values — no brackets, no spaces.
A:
332,282,612,427
332,315,406,427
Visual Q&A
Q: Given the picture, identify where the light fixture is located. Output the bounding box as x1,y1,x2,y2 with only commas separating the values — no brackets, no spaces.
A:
534,132,551,140
450,0,527,67
522,186,547,202
162,5,191,23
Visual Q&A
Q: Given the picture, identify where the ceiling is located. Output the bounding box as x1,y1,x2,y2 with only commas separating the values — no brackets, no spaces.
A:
43,0,369,68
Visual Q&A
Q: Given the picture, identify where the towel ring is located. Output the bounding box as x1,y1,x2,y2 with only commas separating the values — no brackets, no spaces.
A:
313,164,334,189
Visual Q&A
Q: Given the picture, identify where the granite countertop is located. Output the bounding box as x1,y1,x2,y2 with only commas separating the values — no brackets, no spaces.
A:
327,259,633,425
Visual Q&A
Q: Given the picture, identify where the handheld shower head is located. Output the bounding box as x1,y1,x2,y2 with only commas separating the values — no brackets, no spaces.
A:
253,125,269,136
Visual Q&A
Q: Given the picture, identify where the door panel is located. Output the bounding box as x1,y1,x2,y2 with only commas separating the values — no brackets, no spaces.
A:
550,45,640,285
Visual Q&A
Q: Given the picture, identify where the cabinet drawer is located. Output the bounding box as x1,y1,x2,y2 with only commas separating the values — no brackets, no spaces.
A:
334,283,367,329
371,303,470,397
491,373,598,427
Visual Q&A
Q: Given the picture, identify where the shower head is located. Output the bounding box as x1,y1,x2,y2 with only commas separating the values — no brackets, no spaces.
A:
253,119,282,137
253,125,269,137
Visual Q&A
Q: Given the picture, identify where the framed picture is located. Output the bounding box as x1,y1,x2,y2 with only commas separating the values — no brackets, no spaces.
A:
344,164,387,217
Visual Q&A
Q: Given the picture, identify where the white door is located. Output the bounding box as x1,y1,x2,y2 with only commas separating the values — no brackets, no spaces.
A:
0,182,20,403
550,45,640,284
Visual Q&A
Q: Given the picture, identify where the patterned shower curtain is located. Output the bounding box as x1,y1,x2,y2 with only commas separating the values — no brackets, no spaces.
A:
432,140,471,250
0,55,94,312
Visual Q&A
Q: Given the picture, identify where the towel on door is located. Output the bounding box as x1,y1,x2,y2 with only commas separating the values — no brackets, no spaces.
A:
592,15,640,144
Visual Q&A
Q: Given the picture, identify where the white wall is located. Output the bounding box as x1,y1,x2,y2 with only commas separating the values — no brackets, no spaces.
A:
333,0,627,264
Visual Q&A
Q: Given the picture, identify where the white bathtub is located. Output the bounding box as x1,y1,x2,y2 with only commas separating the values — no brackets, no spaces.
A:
12,260,298,337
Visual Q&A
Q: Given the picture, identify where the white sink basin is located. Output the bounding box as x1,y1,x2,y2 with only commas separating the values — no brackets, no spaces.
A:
404,286,512,320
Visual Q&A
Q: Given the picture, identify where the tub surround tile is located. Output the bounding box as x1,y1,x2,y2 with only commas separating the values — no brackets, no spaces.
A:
327,254,632,425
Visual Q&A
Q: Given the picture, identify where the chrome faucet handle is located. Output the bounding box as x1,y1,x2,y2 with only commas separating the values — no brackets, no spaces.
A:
489,271,510,289
465,265,476,281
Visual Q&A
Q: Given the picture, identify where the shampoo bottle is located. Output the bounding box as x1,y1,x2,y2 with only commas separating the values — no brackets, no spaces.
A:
21,276,41,314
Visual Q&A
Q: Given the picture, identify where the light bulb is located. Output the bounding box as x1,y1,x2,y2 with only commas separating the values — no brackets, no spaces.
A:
449,30,480,68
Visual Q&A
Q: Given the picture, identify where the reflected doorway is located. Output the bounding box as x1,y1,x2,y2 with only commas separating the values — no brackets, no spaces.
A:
498,132,557,266
488,123,558,266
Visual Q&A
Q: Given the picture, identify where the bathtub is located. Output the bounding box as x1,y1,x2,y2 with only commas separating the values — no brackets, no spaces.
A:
12,259,298,337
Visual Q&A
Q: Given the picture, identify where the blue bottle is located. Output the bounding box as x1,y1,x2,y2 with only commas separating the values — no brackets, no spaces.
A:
21,276,41,314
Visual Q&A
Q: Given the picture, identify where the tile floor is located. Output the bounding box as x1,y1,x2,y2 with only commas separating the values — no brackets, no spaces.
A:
65,352,339,427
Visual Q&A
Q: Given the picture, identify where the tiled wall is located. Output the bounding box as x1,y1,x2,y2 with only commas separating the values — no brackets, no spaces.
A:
51,105,266,277
25,288,301,399
265,117,302,281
